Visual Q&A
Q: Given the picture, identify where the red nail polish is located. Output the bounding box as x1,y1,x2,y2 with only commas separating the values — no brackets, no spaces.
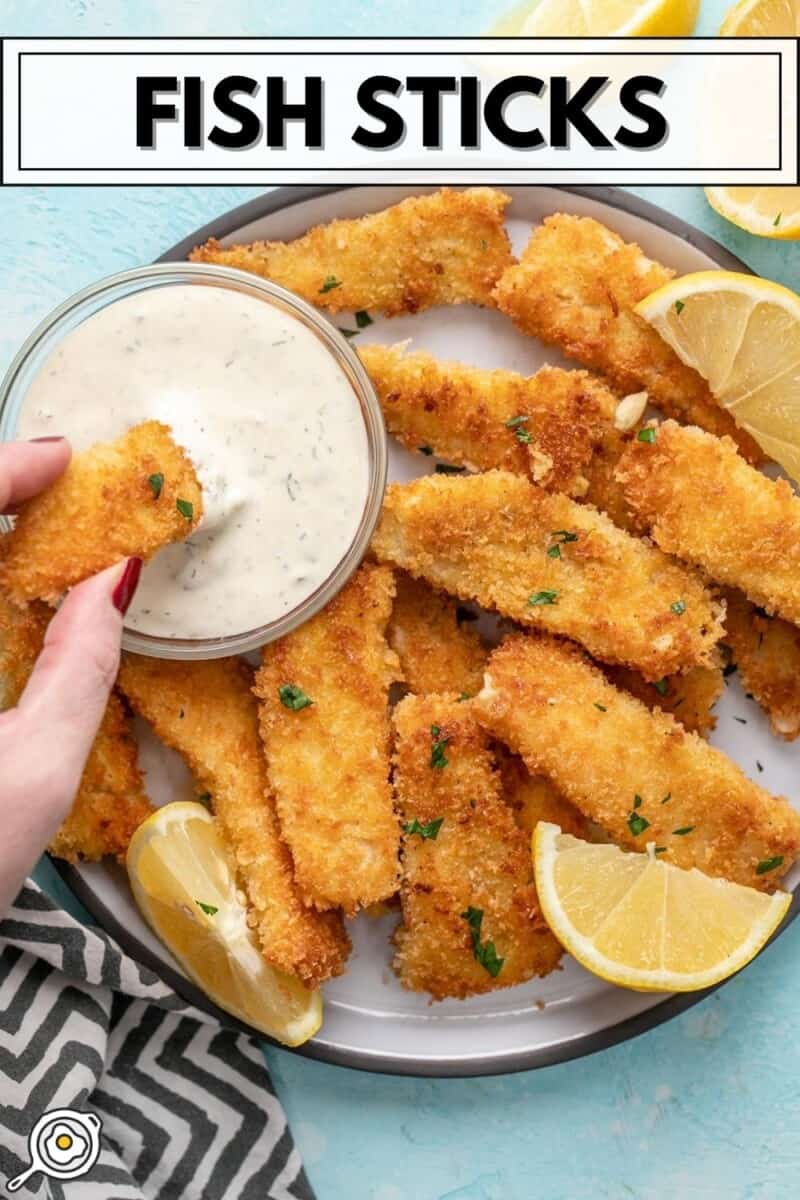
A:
112,557,143,615
29,435,65,443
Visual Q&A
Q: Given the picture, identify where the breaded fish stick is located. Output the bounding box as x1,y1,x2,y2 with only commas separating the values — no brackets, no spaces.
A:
724,589,800,741
255,564,400,914
392,693,562,999
0,596,152,862
617,420,800,625
495,746,590,841
388,571,486,698
190,188,513,316
118,654,349,987
492,214,761,462
359,342,629,502
475,635,800,890
603,664,723,738
0,421,203,606
372,470,723,680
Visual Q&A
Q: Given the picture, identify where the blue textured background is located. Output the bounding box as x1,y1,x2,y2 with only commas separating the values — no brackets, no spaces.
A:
3,2,800,1198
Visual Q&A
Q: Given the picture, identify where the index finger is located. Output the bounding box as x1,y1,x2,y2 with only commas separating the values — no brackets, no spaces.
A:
0,439,72,512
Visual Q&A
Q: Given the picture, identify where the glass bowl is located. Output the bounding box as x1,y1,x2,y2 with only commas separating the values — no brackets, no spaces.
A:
0,263,388,660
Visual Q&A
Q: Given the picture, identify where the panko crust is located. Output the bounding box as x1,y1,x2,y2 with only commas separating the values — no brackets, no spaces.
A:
616,420,800,625
119,653,350,987
388,571,487,699
392,693,562,999
190,188,514,316
724,588,800,741
0,421,203,605
372,469,724,680
492,214,762,462
603,664,723,738
475,634,800,890
255,563,401,915
495,745,590,840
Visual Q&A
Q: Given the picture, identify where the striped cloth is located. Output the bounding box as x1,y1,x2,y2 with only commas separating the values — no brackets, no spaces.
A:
0,881,314,1200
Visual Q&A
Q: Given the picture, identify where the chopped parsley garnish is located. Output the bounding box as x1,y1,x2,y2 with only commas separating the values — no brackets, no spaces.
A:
661,792,672,804
756,855,783,875
355,310,373,328
548,530,577,559
404,817,444,841
637,427,658,444
671,599,686,615
654,846,667,854
515,428,534,444
319,275,342,293
176,498,194,521
278,683,313,711
528,590,558,606
774,213,782,227
461,906,504,978
339,327,359,339
504,414,530,428
633,794,643,809
734,716,747,724
458,692,471,702
430,724,450,769
196,900,218,916
435,463,466,475
547,544,562,559
594,702,607,712
628,812,650,837
419,445,434,456
196,792,211,804
672,826,695,836
148,472,164,499
652,678,669,696
756,760,764,773
674,300,685,314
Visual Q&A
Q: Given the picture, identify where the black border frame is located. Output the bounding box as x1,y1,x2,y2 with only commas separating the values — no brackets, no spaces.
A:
53,182,800,1077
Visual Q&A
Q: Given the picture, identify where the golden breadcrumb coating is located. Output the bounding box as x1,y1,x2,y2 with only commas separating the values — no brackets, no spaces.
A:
495,746,590,840
0,421,203,606
617,420,800,625
255,563,400,915
724,588,800,741
190,188,513,316
388,571,487,698
492,214,762,463
118,654,349,987
372,469,723,680
603,664,723,738
359,342,630,505
475,634,800,890
0,594,152,863
392,693,562,999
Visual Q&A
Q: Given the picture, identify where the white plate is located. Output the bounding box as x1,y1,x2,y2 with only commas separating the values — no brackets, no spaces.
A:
55,185,800,1076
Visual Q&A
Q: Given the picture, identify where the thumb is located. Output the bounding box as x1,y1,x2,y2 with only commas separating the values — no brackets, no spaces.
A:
17,557,142,790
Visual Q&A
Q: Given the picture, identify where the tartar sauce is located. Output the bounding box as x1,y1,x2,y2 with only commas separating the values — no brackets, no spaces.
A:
19,283,371,639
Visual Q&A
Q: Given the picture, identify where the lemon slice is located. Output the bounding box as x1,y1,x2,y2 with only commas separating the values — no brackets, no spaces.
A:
533,823,791,991
720,0,799,35
635,270,800,480
705,187,800,240
127,802,321,1046
503,0,699,37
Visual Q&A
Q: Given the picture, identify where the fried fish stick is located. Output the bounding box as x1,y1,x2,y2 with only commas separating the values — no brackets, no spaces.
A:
724,589,800,741
388,571,487,698
493,214,762,462
603,664,723,737
118,654,350,986
495,746,590,840
359,342,630,502
372,470,723,680
392,693,562,999
475,634,800,890
0,595,152,862
617,420,800,625
0,421,203,606
255,563,400,914
190,188,513,316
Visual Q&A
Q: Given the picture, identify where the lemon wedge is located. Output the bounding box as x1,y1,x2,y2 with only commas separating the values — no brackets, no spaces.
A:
127,802,322,1046
635,270,800,480
720,0,799,34
705,188,800,241
496,0,699,37
533,823,791,991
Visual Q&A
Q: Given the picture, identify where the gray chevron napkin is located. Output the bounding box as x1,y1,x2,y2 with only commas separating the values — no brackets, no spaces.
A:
0,882,314,1200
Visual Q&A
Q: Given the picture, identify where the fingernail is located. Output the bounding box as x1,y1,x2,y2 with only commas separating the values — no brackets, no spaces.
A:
112,557,143,615
29,435,65,443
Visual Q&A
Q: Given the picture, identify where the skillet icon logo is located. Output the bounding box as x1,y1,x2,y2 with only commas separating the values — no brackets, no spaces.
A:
7,1108,102,1192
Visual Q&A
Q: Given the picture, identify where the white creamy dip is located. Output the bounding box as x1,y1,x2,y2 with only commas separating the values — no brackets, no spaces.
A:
19,283,371,639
